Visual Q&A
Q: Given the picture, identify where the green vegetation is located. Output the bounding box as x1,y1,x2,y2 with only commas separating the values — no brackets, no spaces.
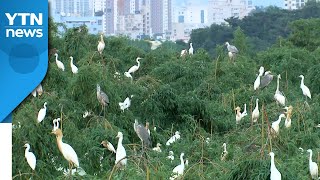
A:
13,4,320,180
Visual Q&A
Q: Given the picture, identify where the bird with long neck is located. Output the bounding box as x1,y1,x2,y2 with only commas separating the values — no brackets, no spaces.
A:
170,153,185,180
271,114,286,136
269,152,281,180
284,105,293,128
54,53,65,71
23,143,36,171
252,98,259,123
52,128,79,174
254,66,264,91
307,149,318,179
97,34,105,55
299,75,311,104
274,74,285,106
221,143,228,161
70,56,78,74
115,132,127,169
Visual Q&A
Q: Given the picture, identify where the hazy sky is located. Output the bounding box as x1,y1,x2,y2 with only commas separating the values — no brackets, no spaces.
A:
174,0,283,8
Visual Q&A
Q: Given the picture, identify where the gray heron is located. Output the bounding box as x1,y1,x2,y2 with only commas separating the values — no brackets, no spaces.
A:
96,84,109,115
134,119,152,151
259,71,274,89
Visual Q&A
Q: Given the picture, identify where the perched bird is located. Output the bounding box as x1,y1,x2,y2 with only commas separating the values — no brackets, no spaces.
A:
269,152,281,180
52,129,79,171
127,57,142,74
284,106,293,128
54,53,65,71
298,75,311,100
145,40,162,50
271,114,286,135
225,42,238,62
152,143,162,152
170,153,185,180
124,72,133,81
23,143,36,171
220,143,228,161
134,119,152,148
166,131,181,146
96,84,109,113
115,132,127,169
97,34,105,54
70,56,78,74
119,95,133,112
167,151,174,161
252,99,260,123
205,137,210,144
36,84,43,96
52,118,60,131
101,141,116,153
254,66,265,90
188,42,193,55
307,149,318,179
260,71,274,89
37,102,47,123
274,74,285,106
82,111,92,118
180,49,187,57
235,104,247,124
145,122,150,135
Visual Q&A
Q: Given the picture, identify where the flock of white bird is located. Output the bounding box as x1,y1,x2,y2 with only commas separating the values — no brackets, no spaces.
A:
21,38,316,179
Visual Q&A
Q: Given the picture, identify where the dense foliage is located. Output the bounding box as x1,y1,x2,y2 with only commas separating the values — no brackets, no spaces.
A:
191,1,320,56
13,9,320,180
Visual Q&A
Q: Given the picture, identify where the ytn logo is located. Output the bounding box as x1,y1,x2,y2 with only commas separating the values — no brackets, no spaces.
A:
5,13,43,38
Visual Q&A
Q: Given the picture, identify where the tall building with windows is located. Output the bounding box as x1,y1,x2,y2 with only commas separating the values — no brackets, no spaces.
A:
283,0,318,10
207,0,254,25
51,0,93,17
150,0,172,37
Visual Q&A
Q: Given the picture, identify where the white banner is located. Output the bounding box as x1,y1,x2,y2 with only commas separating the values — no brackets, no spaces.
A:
0,124,12,180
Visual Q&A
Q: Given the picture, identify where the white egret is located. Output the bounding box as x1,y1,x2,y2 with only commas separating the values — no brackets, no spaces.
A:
145,40,162,50
298,75,311,100
205,137,210,144
70,56,78,74
167,151,174,161
23,143,36,171
145,122,150,135
97,34,105,54
54,53,65,71
307,149,318,179
115,132,127,169
127,57,142,74
36,84,43,96
235,104,247,124
252,98,260,123
284,106,293,128
52,118,60,131
82,111,92,118
37,102,47,123
269,152,281,180
124,72,133,81
220,143,228,161
119,95,133,112
180,49,187,57
271,114,286,135
188,43,193,55
274,74,285,106
101,140,116,153
52,129,79,172
170,153,185,180
152,143,162,152
254,66,265,90
225,42,238,62
166,131,181,146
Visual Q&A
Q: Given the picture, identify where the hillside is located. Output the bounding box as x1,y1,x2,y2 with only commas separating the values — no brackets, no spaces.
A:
12,17,320,180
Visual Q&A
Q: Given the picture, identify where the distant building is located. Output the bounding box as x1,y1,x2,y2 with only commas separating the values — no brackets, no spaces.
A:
283,0,318,10
150,0,172,38
93,0,106,14
52,14,103,34
207,0,254,25
51,0,93,17
104,0,117,35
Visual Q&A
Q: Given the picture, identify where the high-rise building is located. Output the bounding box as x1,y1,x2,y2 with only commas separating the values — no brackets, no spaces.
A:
51,0,93,17
207,0,254,25
283,0,318,10
93,0,106,14
150,0,172,38
104,0,116,35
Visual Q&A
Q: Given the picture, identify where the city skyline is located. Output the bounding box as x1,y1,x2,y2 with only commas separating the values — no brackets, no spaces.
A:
174,0,283,7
